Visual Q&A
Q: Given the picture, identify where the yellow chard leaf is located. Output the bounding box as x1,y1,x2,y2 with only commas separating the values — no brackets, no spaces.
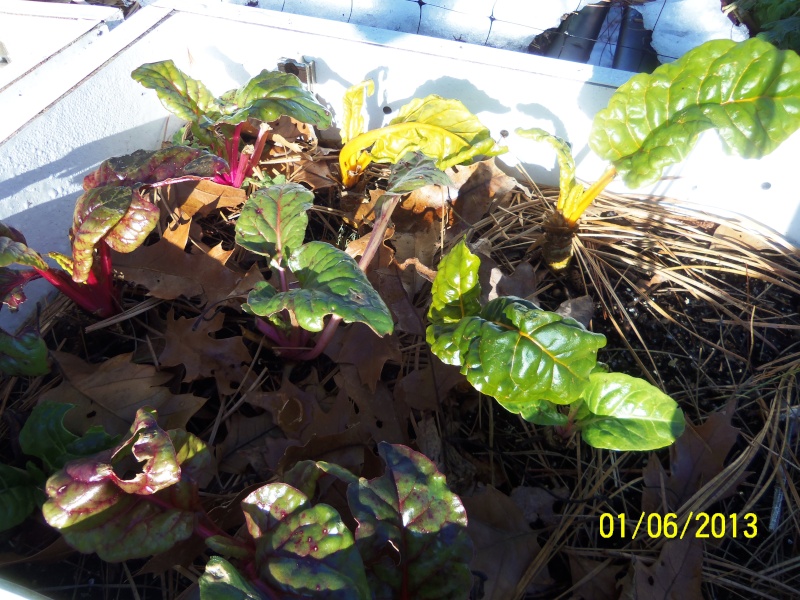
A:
341,80,374,145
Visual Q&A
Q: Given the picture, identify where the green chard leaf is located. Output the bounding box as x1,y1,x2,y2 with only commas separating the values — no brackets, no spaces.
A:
0,327,49,377
20,402,117,472
245,241,393,337
0,232,47,271
0,464,39,532
234,183,314,261
42,408,204,561
590,37,800,188
199,556,263,600
577,373,685,451
385,151,453,195
427,240,606,409
131,60,222,126
219,70,332,129
84,146,228,190
241,483,370,599
348,442,473,599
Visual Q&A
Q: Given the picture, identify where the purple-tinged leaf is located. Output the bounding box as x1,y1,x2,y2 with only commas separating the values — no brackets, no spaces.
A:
0,327,49,377
42,408,200,561
0,268,41,311
241,484,370,599
0,223,26,245
0,234,48,271
103,190,160,254
84,146,228,190
347,442,473,599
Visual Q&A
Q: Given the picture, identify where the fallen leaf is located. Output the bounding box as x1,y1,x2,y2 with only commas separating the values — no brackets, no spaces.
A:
169,180,246,220
462,486,552,599
394,356,465,412
372,265,425,335
392,183,452,233
510,485,569,528
556,295,594,328
113,239,255,308
246,379,319,438
642,399,740,512
618,537,704,600
291,157,337,190
327,323,401,393
158,310,253,396
277,423,371,474
40,352,206,436
446,158,516,237
216,412,282,474
568,555,623,600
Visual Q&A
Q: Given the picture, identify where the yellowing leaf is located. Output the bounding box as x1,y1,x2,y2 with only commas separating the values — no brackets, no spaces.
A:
341,80,374,145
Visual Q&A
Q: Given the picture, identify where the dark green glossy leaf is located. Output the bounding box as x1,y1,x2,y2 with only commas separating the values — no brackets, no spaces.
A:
590,38,800,188
0,327,49,377
578,373,685,451
348,442,472,599
428,238,482,326
0,464,38,532
20,402,117,472
241,483,369,599
220,70,332,129
518,400,568,426
385,152,453,195
42,408,198,561
131,60,222,126
244,241,393,336
199,556,262,600
234,183,313,260
0,268,41,311
84,146,228,190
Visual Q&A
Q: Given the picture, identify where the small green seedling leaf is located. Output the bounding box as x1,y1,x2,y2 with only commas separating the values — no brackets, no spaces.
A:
0,464,39,532
428,238,482,326
131,60,222,127
219,70,332,129
578,373,686,451
199,556,262,600
19,402,117,472
42,408,201,561
348,442,473,599
234,183,314,261
245,241,393,337
340,94,506,186
84,146,228,190
590,37,800,188
241,483,370,599
0,327,49,377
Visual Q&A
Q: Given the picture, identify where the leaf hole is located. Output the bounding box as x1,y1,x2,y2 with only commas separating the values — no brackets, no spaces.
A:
86,410,97,418
382,106,392,115
647,576,655,586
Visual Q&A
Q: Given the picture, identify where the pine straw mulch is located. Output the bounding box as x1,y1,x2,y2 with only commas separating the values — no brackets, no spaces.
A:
0,169,799,600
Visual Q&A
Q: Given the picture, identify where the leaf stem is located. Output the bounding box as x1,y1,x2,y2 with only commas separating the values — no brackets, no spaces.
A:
562,166,617,224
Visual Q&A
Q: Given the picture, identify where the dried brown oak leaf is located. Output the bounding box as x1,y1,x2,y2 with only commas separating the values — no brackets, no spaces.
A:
325,323,401,393
445,158,516,237
158,309,252,396
40,352,206,436
168,180,246,220
568,555,623,600
113,239,262,308
462,486,552,599
642,399,740,513
618,537,704,600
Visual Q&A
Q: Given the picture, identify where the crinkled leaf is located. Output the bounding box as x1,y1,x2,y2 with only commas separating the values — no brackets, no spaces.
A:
131,60,222,126
219,70,332,129
84,146,228,190
348,442,472,599
20,402,117,472
104,190,160,254
42,408,198,561
515,128,584,214
579,373,685,451
427,243,606,407
341,80,374,144
590,38,800,188
245,241,393,336
234,183,313,260
0,222,26,244
0,268,41,311
428,238,482,325
385,151,453,195
0,464,39,532
0,234,47,271
241,484,370,599
0,327,49,377
340,95,506,186
199,556,262,600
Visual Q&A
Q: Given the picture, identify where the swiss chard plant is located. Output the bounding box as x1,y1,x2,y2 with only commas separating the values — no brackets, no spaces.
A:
0,146,226,320
518,37,800,269
132,60,332,188
40,407,472,600
0,402,118,532
426,238,685,451
338,79,506,187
